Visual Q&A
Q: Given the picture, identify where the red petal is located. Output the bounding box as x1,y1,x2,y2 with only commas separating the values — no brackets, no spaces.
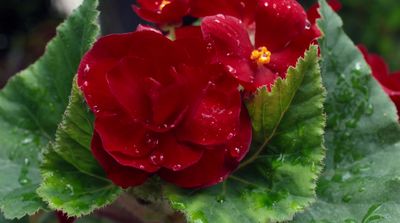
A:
201,15,254,84
159,148,233,188
307,0,342,24
253,66,279,90
95,115,159,172
77,33,135,117
153,135,203,171
106,58,152,124
177,76,241,145
91,132,150,188
159,108,252,188
226,106,253,161
255,0,308,51
133,0,190,24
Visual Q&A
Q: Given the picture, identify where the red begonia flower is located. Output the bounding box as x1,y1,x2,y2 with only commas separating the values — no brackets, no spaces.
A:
132,0,190,25
77,30,252,189
200,0,318,91
359,45,400,115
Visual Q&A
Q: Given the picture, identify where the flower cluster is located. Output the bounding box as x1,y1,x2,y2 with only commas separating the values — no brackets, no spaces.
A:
78,0,336,189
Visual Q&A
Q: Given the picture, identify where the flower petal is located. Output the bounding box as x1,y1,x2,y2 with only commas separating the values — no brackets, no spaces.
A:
255,0,308,51
177,76,241,145
159,148,233,188
95,115,159,172
91,132,150,188
133,0,190,24
201,15,254,84
190,0,257,25
152,135,203,171
77,33,135,116
225,106,253,161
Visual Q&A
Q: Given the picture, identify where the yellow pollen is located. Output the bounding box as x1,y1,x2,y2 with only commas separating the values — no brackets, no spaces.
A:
159,0,171,11
250,46,272,65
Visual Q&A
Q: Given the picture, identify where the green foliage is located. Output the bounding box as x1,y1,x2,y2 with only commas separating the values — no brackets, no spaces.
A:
165,46,326,223
37,82,122,217
0,0,99,219
293,1,400,222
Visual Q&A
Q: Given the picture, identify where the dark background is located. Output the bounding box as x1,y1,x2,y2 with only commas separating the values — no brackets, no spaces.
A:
0,0,399,87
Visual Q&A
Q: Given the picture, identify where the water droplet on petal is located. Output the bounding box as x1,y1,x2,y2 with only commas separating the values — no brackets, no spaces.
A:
226,65,237,74
84,64,90,73
172,164,182,171
305,20,311,30
230,147,241,158
150,151,164,165
264,2,269,7
139,165,145,170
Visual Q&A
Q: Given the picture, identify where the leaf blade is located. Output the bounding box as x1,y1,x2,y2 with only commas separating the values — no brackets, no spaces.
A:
0,0,100,219
165,46,326,223
293,1,400,222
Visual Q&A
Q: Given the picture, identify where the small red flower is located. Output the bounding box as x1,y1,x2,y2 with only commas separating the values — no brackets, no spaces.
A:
77,30,252,189
132,0,190,25
359,45,400,115
199,0,319,91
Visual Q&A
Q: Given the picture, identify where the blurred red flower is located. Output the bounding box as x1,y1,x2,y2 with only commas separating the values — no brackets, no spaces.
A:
359,45,400,115
77,30,252,189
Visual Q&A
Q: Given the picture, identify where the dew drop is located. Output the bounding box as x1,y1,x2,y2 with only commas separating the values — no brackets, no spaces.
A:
150,152,164,165
230,147,241,158
206,43,213,51
139,165,145,170
226,65,237,74
82,81,89,87
21,137,33,145
65,184,74,196
172,164,182,171
342,194,352,203
305,20,311,30
19,178,30,185
216,195,225,203
264,2,269,7
84,64,90,73
272,3,277,9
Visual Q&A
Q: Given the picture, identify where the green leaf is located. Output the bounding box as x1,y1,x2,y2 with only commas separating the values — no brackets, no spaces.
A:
0,0,99,219
293,1,400,222
165,46,326,223
37,82,122,217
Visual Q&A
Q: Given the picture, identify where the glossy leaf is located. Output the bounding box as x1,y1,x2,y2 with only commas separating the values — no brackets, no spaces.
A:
165,46,326,223
0,0,99,219
293,1,400,222
37,82,122,217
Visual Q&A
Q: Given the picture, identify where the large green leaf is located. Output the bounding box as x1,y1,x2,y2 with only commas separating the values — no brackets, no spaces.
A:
165,46,326,223
37,82,122,217
293,1,400,222
0,0,99,219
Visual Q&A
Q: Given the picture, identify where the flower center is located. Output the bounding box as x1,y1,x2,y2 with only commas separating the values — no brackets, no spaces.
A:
250,47,272,65
158,0,171,11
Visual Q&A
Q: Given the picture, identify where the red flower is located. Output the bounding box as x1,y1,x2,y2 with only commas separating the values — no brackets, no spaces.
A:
359,45,400,115
77,30,252,189
132,0,190,25
199,0,319,91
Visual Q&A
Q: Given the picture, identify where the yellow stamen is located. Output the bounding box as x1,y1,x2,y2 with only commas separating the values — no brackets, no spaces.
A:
250,46,272,65
159,0,171,11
